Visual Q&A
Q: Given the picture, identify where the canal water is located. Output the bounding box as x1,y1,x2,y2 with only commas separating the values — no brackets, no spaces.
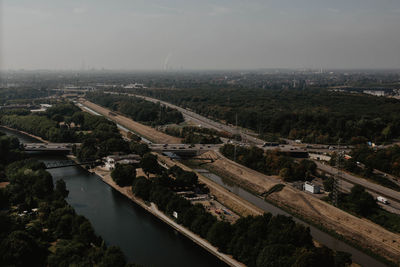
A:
0,127,226,267
1,126,388,267
193,169,386,267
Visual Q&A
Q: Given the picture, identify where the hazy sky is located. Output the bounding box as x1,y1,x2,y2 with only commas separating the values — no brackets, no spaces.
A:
1,0,400,70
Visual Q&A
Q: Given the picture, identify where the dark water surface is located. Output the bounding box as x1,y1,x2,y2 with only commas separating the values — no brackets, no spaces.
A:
1,126,388,266
0,126,227,267
195,169,387,267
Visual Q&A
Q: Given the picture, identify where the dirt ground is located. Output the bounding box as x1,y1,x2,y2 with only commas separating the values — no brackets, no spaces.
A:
0,182,10,188
157,153,264,217
79,99,182,144
204,151,400,263
204,151,281,194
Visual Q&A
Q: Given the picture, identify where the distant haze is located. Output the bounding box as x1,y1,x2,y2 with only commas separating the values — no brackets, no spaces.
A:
1,0,400,70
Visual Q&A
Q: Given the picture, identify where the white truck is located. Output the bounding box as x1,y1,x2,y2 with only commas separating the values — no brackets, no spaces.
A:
377,196,389,204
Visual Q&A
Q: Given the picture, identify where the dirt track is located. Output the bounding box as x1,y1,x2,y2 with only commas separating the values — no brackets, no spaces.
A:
206,151,400,263
157,153,264,217
79,99,182,144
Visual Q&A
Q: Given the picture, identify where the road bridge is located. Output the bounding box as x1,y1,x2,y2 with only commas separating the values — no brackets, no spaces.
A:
23,143,81,152
149,144,220,157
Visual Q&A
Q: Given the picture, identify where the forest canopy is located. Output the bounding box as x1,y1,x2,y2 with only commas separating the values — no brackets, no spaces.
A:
130,87,400,144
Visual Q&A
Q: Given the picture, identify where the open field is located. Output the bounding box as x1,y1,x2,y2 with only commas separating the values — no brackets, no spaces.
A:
78,99,182,144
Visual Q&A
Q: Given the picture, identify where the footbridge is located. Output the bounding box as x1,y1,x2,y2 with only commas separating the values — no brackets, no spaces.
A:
23,143,81,152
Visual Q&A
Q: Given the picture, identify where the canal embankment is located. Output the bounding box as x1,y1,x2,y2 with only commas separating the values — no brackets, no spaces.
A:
87,164,245,267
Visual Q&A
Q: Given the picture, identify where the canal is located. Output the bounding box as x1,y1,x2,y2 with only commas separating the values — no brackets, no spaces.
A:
0,127,227,267
1,126,388,267
194,169,386,267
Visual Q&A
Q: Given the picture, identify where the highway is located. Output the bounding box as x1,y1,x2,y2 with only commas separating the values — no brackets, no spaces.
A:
105,92,265,145
102,92,400,210
315,161,400,210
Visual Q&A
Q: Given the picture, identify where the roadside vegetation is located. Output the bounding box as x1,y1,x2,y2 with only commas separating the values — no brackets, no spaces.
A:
0,132,133,266
163,125,225,144
0,88,49,105
220,144,317,182
351,144,400,178
130,87,400,144
325,184,400,233
329,152,400,192
86,92,184,126
0,102,131,162
125,159,351,267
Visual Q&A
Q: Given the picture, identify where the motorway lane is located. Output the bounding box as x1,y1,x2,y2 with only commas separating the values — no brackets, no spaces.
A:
107,92,265,145
315,161,400,204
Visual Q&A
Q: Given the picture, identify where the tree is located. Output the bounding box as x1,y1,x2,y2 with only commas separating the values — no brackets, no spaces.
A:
132,177,151,200
99,246,126,267
206,221,233,252
0,231,46,267
348,185,378,216
111,164,136,187
55,179,69,199
141,153,161,176
323,177,334,192
130,143,150,157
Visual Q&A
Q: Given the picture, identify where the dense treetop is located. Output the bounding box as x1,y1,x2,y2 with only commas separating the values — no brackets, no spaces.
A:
86,92,184,125
0,136,132,267
131,87,400,144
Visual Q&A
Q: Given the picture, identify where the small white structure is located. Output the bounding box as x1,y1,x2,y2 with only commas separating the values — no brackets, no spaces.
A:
173,211,178,219
309,153,331,162
304,182,320,194
31,104,53,113
104,154,140,170
377,196,388,204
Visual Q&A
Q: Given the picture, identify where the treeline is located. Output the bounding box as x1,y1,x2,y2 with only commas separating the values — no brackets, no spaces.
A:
130,87,400,144
0,136,133,266
0,88,48,105
329,152,400,192
164,126,223,144
0,132,24,165
351,145,400,177
86,92,184,125
220,144,317,182
123,161,351,267
0,102,130,161
327,185,400,233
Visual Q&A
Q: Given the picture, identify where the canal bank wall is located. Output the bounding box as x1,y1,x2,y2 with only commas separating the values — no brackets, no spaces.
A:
0,125,242,266
84,163,244,267
0,125,47,143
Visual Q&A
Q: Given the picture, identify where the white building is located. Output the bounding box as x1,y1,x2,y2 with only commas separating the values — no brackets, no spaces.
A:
309,153,331,162
30,104,53,113
363,90,385,97
304,182,320,194
104,154,140,171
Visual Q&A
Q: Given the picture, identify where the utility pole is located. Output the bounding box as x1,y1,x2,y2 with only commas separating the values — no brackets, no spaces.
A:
234,113,238,162
332,139,341,207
